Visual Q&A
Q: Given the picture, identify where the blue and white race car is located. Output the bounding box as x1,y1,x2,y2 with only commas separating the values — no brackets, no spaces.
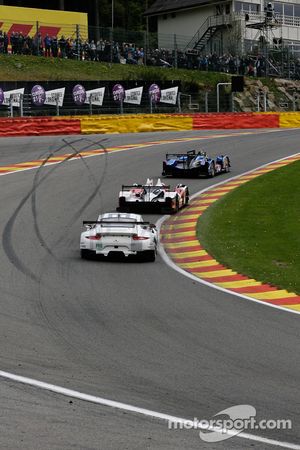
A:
162,150,230,178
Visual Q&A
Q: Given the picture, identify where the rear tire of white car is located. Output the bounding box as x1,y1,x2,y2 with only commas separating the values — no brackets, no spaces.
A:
144,250,156,262
81,249,92,259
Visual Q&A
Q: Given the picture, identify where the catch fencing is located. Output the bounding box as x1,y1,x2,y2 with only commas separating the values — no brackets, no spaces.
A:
1,88,299,118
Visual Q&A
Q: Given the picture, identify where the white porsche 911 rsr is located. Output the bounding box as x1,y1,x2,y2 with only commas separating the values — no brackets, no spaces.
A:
80,212,158,261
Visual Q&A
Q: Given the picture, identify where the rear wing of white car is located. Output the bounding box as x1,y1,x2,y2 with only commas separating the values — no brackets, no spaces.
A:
120,185,171,191
83,221,156,228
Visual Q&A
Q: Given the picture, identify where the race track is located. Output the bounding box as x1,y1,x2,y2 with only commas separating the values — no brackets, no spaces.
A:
0,129,299,450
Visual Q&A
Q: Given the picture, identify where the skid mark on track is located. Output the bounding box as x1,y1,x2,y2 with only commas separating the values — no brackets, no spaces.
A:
0,129,284,177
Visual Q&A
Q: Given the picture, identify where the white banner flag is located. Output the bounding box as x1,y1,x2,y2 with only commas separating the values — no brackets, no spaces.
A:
160,86,178,105
85,87,105,106
44,88,65,107
3,88,25,107
124,86,143,105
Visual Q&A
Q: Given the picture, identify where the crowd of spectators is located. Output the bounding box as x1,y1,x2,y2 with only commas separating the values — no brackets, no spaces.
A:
0,29,298,79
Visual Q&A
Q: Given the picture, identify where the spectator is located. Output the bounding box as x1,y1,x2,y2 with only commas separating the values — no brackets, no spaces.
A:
51,36,58,57
23,35,32,55
3,32,8,54
89,40,96,61
44,34,52,57
0,28,293,80
59,35,67,58
0,31,4,54
10,32,17,54
66,38,73,59
18,33,25,55
137,47,144,65
82,39,90,60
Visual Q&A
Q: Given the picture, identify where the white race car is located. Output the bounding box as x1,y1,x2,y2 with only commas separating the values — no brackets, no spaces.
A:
117,178,189,214
80,212,158,261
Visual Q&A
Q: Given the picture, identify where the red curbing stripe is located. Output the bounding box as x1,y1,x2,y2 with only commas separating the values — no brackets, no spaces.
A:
262,297,300,305
161,236,198,243
231,285,279,293
166,246,205,253
200,194,225,200
162,226,196,233
201,274,249,283
173,256,212,263
168,218,198,224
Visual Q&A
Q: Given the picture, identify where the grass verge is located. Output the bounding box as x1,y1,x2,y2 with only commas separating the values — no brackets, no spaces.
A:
197,160,300,294
0,54,230,88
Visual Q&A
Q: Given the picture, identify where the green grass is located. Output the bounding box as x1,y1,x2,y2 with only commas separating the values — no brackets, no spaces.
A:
0,55,281,98
197,160,300,294
0,54,229,88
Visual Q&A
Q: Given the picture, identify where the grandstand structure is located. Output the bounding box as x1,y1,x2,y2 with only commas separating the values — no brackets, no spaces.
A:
145,0,300,59
0,1,99,27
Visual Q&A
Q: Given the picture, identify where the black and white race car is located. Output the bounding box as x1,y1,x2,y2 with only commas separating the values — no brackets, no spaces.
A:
117,178,189,214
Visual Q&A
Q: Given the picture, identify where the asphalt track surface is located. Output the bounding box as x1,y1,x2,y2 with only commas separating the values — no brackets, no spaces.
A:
0,129,299,450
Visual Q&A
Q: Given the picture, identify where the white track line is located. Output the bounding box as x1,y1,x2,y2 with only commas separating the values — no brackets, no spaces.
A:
0,370,299,449
157,151,300,316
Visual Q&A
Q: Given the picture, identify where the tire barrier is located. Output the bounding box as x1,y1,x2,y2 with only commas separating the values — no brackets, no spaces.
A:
0,112,299,137
279,112,300,128
79,114,194,134
193,113,279,129
0,117,81,137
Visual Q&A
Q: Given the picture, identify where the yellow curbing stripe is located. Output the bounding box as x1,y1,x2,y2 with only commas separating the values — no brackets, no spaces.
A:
170,250,208,258
164,222,197,230
246,290,299,300
0,167,24,171
183,205,210,211
192,269,238,278
172,214,200,220
178,259,217,268
201,191,228,198
285,304,300,311
164,230,197,238
210,186,238,192
163,241,200,249
215,279,262,288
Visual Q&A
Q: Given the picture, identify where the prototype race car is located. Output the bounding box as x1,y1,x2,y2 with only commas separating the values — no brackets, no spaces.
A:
117,178,189,213
80,212,158,261
162,150,230,178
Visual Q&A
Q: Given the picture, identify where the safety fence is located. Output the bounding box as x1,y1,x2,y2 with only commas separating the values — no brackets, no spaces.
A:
0,112,299,137
1,81,299,118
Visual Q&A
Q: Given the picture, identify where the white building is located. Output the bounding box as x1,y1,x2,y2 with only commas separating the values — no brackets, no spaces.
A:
145,0,300,56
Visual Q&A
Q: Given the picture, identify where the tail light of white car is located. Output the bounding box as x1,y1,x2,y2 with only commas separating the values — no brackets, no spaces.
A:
132,234,149,240
87,234,102,240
